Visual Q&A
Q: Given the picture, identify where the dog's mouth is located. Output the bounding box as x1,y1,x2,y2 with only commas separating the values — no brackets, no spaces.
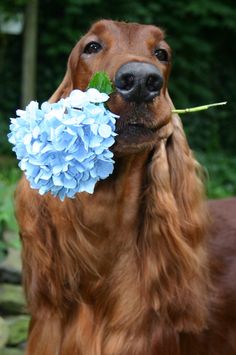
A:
116,122,158,137
113,101,159,144
114,121,159,152
108,93,170,152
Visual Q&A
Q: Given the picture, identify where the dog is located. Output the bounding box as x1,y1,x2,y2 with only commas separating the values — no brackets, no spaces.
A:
15,20,236,354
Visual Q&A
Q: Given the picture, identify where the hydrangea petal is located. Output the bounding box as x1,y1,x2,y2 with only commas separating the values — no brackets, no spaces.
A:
69,90,89,108
86,88,109,103
98,124,112,138
96,159,114,179
23,134,32,145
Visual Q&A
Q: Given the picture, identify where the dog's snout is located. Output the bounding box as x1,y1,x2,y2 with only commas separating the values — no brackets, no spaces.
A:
115,62,163,103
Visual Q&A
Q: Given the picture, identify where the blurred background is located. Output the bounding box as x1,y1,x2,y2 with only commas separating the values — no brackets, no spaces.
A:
0,0,235,352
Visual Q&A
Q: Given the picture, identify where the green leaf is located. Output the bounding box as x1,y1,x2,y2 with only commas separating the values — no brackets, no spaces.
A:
88,71,114,95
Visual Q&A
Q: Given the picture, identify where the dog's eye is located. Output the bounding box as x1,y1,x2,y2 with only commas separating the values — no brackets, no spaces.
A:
154,48,169,62
83,42,102,54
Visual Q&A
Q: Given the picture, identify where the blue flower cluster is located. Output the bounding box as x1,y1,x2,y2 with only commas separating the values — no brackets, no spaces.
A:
8,89,118,200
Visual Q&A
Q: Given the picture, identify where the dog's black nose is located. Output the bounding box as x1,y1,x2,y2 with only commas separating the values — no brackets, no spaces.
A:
115,62,163,103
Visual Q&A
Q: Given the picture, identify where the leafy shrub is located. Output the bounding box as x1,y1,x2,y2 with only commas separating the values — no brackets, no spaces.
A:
197,152,236,199
0,160,21,260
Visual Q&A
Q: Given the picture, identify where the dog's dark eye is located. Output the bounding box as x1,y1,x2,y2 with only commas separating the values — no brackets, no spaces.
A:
154,48,169,62
83,41,102,54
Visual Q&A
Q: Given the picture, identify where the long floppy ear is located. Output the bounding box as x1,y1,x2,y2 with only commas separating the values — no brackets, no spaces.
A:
140,93,210,333
49,43,80,103
48,71,73,103
166,106,208,247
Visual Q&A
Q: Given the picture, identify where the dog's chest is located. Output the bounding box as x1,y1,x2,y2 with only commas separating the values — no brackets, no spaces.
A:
81,178,143,240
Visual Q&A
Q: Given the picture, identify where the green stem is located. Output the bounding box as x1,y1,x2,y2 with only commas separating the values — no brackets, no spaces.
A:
172,101,227,114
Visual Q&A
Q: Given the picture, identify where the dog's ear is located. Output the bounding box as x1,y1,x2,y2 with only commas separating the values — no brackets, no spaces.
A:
166,110,208,248
49,43,81,103
48,71,73,103
142,92,209,332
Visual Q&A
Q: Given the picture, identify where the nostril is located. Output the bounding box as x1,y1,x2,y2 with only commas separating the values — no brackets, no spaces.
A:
116,74,135,91
146,75,163,92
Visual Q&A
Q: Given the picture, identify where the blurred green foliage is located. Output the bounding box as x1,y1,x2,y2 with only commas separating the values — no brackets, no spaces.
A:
197,153,236,198
0,158,21,259
0,158,20,232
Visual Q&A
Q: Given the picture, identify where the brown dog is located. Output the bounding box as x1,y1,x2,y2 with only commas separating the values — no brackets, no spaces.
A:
15,20,236,355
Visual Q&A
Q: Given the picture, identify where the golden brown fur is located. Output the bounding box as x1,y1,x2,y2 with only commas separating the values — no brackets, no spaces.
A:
15,20,236,354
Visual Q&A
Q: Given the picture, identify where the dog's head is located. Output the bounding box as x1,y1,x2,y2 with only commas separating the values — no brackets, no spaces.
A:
50,20,173,154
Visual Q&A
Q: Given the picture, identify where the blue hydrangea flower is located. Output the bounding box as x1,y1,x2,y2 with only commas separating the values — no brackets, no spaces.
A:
8,89,119,201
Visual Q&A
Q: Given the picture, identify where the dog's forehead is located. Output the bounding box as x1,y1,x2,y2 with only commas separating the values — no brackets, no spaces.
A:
87,20,165,44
